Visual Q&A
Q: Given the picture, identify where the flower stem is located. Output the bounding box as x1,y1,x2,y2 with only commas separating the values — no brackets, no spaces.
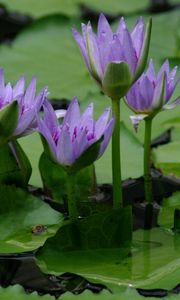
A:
67,172,78,221
144,118,153,203
111,99,123,208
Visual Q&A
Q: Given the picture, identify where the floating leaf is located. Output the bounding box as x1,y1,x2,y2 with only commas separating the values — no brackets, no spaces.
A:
0,185,63,253
2,0,149,18
60,288,180,300
0,15,98,100
0,285,53,300
2,0,79,18
37,228,180,291
36,207,132,279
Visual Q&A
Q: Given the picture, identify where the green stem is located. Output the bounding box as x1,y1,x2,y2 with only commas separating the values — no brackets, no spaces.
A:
111,99,123,208
67,172,78,221
144,118,153,203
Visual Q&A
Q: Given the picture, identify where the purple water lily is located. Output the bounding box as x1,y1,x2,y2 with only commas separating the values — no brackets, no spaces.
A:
0,69,48,137
38,98,114,169
72,14,151,98
125,59,180,130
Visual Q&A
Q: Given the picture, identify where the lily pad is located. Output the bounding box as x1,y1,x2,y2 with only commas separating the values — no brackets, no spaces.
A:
0,285,53,300
153,141,180,178
0,185,63,253
60,289,180,300
0,15,98,100
36,227,180,291
2,0,149,18
2,0,79,18
80,0,149,15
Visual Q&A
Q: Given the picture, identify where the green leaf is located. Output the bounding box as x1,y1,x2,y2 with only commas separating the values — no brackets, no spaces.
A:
39,152,96,215
158,192,180,229
60,288,180,300
0,16,98,100
153,141,180,178
0,285,53,300
2,0,79,18
80,0,149,15
0,185,63,253
0,101,18,145
2,0,149,18
0,141,32,187
102,62,132,100
19,132,43,187
36,207,132,275
36,227,180,291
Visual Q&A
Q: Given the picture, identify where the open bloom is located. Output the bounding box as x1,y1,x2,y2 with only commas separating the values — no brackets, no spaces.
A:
72,14,152,99
0,69,48,137
125,59,180,130
38,98,114,171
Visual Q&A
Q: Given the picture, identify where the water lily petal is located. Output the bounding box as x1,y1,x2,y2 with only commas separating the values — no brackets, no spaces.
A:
97,14,113,73
157,59,170,81
140,75,154,109
37,118,57,158
95,107,111,140
43,100,59,135
86,22,103,81
14,108,36,136
163,97,180,110
98,118,114,157
63,97,80,136
57,127,75,166
0,69,5,92
13,76,25,99
4,83,13,103
122,28,137,74
130,114,147,131
23,76,37,106
145,59,156,81
72,27,91,71
116,17,127,39
131,17,144,57
78,102,94,134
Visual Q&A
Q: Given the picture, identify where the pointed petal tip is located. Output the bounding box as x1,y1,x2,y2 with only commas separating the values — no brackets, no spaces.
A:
71,96,79,104
130,114,147,132
99,13,108,22
71,27,79,38
31,75,37,81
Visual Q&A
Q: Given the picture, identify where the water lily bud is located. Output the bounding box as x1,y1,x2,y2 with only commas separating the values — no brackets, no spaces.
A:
72,14,152,100
125,59,180,130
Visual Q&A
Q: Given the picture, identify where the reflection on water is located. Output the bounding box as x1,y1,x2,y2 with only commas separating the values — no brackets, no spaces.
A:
0,228,180,296
127,228,180,289
0,255,106,297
